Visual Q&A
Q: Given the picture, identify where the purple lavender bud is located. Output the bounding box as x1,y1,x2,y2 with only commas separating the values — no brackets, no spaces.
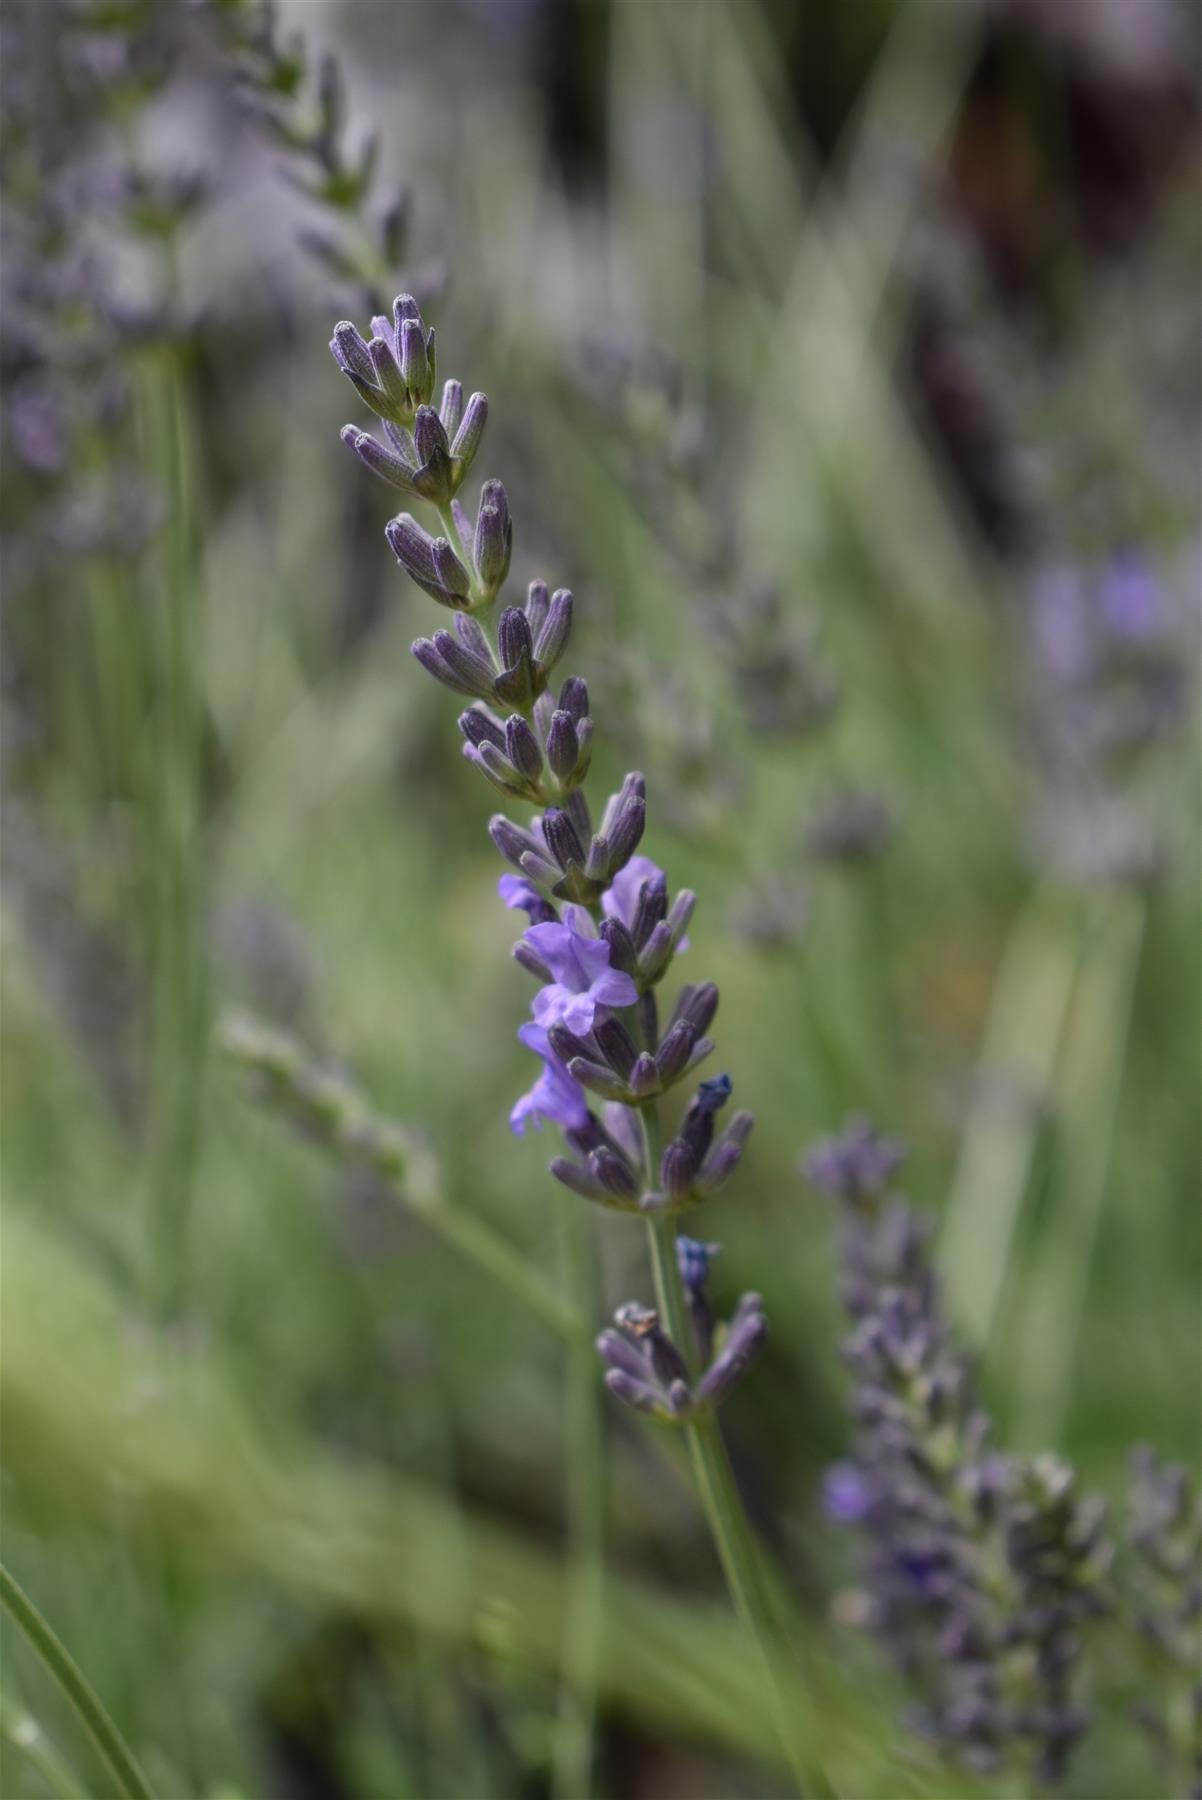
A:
698,1074,733,1110
631,872,668,949
637,922,675,984
599,772,646,838
521,848,562,888
514,941,552,980
583,837,611,883
543,808,586,873
413,404,450,466
330,320,375,383
412,637,479,697
341,424,416,492
598,918,639,977
369,333,410,415
678,1235,720,1361
616,1303,689,1390
551,1156,607,1201
489,814,543,869
675,982,719,1036
459,707,507,751
432,536,471,602
398,315,432,404
676,1236,718,1293
505,715,543,783
604,1103,643,1166
680,1100,717,1166
426,626,493,694
596,1328,649,1382
472,742,527,797
592,1016,637,1079
628,1053,660,1099
661,1140,699,1198
696,1111,754,1195
386,515,470,607
473,479,512,600
567,1057,628,1102
667,1380,693,1417
432,628,494,692
604,1369,660,1414
547,1023,597,1067
606,796,647,875
559,677,589,721
533,588,573,671
525,580,551,641
546,711,580,784
667,890,696,947
449,390,488,471
696,1300,767,1407
453,613,494,665
439,378,464,439
499,606,533,673
411,406,455,502
589,1146,639,1199
655,1019,698,1086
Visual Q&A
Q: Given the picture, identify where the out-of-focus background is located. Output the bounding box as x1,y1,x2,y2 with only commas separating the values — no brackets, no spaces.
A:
2,0,1199,1795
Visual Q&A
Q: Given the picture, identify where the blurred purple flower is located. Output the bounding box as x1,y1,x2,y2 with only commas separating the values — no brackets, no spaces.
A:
824,1461,872,1524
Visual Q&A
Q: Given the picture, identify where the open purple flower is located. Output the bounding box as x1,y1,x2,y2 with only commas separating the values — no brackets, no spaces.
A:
498,873,557,926
510,1022,589,1136
525,906,638,1033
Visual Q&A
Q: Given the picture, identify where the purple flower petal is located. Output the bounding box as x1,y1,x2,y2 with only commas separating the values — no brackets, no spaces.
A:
591,967,639,1010
511,1021,588,1134
601,855,689,951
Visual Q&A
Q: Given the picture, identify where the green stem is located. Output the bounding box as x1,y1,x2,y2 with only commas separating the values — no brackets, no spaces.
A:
640,1115,818,1798
141,347,209,1322
0,1564,158,1800
551,1207,604,1800
416,1200,582,1342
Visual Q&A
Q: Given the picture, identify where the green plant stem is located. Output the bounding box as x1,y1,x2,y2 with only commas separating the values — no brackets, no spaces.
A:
0,1564,158,1800
638,1110,819,1799
140,347,209,1322
425,1198,582,1341
939,885,1081,1357
1012,893,1146,1449
551,1208,604,1800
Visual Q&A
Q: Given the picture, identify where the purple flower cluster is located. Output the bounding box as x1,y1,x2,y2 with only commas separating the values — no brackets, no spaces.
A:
806,1119,1114,1783
333,292,764,1423
596,1238,766,1423
1024,550,1192,883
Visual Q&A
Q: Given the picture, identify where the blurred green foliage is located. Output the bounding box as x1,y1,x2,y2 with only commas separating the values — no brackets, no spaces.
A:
2,1,1198,1796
